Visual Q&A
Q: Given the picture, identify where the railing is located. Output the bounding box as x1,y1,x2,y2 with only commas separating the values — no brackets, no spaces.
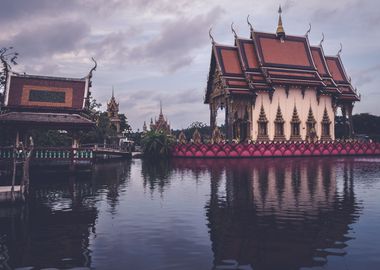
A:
0,147,94,161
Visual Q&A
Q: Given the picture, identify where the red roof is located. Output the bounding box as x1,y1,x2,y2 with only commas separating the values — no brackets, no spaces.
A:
4,73,90,112
326,56,347,83
255,33,313,69
215,46,244,76
311,47,328,76
205,25,360,103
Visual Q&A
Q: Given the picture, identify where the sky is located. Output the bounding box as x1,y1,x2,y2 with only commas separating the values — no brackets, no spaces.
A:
1,0,379,130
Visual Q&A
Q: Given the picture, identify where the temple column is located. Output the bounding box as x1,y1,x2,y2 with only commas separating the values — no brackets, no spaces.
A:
225,101,234,142
210,103,216,132
346,103,354,138
72,131,80,149
15,130,20,147
341,106,348,138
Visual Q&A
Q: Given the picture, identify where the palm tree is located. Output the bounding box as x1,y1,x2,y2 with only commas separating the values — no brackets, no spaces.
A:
141,130,175,158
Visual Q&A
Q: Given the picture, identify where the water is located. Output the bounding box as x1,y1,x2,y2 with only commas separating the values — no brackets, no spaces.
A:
0,157,379,270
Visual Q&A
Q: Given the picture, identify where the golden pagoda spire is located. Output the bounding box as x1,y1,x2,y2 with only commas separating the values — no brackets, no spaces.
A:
276,5,285,38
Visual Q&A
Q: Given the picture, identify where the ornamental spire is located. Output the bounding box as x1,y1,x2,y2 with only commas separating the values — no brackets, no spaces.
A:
276,5,285,39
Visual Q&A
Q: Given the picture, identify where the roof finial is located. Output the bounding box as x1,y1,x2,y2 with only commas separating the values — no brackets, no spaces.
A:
276,5,285,38
231,22,237,39
208,27,215,44
319,33,325,46
160,100,163,115
337,42,343,56
305,23,311,37
247,15,254,33
112,86,114,98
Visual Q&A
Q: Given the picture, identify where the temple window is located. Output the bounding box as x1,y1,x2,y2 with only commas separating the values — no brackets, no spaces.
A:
257,103,269,141
321,107,331,141
290,105,301,141
274,104,285,141
306,106,317,142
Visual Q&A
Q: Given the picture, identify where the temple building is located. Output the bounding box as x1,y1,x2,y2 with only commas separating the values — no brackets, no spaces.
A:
205,7,360,142
0,60,97,148
107,88,121,133
149,102,171,134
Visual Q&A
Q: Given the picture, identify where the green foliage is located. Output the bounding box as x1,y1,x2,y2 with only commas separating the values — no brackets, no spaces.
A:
141,130,175,158
353,113,380,142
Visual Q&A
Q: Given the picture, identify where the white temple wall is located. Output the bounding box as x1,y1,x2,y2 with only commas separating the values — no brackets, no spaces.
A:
251,86,335,141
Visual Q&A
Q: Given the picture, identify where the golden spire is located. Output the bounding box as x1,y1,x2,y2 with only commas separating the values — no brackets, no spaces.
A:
276,5,285,38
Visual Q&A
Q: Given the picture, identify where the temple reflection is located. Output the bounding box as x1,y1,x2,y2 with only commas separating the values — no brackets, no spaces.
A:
0,160,131,269
172,158,360,270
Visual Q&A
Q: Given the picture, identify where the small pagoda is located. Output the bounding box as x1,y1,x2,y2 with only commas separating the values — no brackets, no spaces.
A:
149,102,171,134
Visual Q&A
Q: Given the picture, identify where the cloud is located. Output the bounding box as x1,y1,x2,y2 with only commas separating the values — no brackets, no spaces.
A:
128,7,224,72
4,20,90,59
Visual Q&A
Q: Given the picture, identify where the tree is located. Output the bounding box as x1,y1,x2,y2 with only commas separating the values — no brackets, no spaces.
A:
141,130,175,158
1,47,18,109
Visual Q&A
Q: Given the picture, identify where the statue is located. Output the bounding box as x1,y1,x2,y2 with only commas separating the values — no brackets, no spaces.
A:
192,129,202,144
212,126,222,144
178,131,187,144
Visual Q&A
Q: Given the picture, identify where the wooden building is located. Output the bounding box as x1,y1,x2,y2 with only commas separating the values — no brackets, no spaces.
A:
0,61,97,148
205,7,360,142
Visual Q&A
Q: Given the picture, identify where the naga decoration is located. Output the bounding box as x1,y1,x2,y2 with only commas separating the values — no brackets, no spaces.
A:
178,131,187,144
192,129,202,144
208,27,215,44
247,15,254,33
305,23,311,37
211,126,222,144
319,33,325,46
337,43,343,56
231,22,238,39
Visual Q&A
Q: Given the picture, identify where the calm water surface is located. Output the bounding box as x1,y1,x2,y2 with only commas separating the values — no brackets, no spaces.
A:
0,157,380,270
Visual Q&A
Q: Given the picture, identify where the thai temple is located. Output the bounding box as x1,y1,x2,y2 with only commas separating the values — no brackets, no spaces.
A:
205,6,360,142
147,102,171,134
107,88,121,134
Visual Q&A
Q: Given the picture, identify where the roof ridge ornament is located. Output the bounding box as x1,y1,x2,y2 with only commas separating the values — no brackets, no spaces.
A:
276,5,286,39
231,22,238,39
305,23,311,37
247,15,254,34
208,27,215,45
337,42,343,56
319,33,325,46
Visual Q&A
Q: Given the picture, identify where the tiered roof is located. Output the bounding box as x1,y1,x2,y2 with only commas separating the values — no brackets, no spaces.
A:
205,11,360,104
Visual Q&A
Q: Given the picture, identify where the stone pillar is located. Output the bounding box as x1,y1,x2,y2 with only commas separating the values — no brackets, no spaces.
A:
346,103,354,138
15,130,20,147
210,103,216,133
72,131,80,149
226,102,234,142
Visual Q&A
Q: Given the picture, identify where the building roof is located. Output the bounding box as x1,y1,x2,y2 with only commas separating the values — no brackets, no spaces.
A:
3,72,92,112
205,18,360,103
0,112,95,129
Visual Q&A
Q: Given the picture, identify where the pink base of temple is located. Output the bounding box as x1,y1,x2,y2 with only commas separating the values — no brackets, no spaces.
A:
172,142,380,158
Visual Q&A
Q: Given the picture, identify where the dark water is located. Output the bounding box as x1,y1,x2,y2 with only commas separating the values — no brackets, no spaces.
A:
0,157,380,270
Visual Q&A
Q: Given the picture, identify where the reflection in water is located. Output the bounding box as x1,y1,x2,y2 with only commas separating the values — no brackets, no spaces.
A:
0,160,131,269
0,157,378,269
172,158,361,270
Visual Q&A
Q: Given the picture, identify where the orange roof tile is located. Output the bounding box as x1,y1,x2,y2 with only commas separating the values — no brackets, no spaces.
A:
219,48,243,75
311,47,328,76
256,34,312,68
326,57,346,82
